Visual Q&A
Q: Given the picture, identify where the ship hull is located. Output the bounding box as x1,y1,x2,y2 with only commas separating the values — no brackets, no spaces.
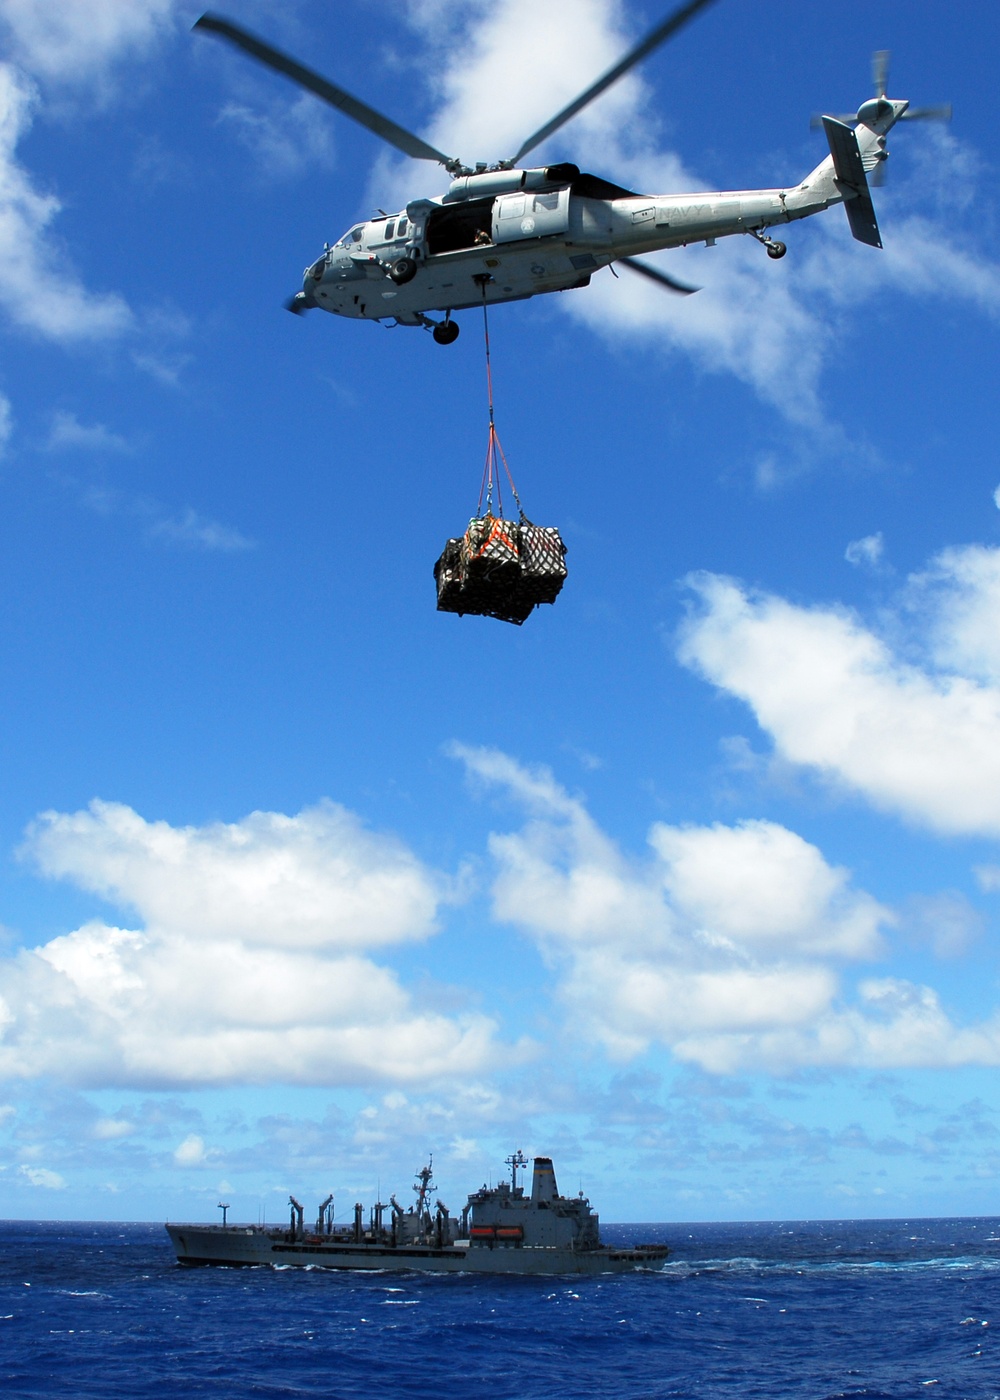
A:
166,1224,666,1275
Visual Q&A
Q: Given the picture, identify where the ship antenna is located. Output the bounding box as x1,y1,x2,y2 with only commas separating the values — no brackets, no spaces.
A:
505,1149,529,1192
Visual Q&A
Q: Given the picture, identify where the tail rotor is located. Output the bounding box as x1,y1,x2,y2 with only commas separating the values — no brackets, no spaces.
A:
872,49,890,100
811,50,951,184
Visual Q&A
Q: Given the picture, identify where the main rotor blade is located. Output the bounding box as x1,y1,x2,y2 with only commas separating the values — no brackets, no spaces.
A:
618,255,699,295
194,13,457,169
901,104,953,121
872,49,890,98
511,0,719,164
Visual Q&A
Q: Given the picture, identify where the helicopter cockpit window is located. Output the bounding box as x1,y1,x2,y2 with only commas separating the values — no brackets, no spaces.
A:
335,225,366,248
384,220,395,240
397,217,408,237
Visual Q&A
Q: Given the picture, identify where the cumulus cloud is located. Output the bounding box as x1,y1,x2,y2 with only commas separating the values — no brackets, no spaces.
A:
92,1116,134,1140
678,543,1000,838
443,746,1000,1075
397,0,1000,427
173,1133,209,1166
45,410,129,453
0,3,190,354
651,821,886,959
911,544,1000,686
74,484,252,554
0,800,499,1088
904,893,983,959
0,63,132,340
419,0,643,167
28,800,442,950
845,532,884,569
0,0,176,84
19,1164,66,1189
0,2,189,342
217,93,335,180
147,508,254,553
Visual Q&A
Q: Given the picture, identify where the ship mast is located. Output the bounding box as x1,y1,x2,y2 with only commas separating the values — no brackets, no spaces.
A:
505,1149,528,1193
413,1158,435,1218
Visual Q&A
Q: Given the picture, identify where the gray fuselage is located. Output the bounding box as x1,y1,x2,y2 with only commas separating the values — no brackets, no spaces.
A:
302,150,852,327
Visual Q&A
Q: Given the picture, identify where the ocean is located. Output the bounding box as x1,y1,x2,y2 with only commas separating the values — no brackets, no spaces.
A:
1,1217,997,1399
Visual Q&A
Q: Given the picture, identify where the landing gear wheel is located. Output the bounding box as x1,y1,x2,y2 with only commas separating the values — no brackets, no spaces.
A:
433,321,460,345
766,241,787,260
389,257,417,285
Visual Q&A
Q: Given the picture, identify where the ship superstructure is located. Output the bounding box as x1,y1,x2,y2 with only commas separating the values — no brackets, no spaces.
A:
166,1153,667,1275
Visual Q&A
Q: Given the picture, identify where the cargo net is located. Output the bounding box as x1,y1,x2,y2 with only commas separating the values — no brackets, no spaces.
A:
433,292,567,625
435,511,568,626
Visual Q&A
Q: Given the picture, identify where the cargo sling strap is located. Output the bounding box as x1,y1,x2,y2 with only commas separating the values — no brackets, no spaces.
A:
431,282,568,624
476,279,524,523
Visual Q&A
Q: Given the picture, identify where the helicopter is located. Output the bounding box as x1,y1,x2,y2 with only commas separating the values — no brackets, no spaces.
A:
194,0,948,345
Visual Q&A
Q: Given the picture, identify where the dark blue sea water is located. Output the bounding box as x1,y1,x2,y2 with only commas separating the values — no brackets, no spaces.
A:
1,1218,997,1399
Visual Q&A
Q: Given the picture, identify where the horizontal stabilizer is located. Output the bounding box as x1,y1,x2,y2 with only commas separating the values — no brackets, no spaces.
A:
822,116,882,248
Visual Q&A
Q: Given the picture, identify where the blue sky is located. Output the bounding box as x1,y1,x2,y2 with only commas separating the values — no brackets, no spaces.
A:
1,0,999,1225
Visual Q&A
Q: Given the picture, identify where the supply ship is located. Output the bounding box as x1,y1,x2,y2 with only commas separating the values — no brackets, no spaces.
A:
166,1152,668,1275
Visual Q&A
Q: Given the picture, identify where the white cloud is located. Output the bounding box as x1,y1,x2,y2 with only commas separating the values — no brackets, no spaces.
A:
845,532,884,568
678,546,1000,838
569,143,1000,434
0,63,132,340
45,410,129,453
173,1133,208,1166
0,4,191,355
452,744,885,959
19,1163,66,1189
651,820,886,959
420,0,642,168
911,544,1000,686
92,1116,134,1140
398,1,1000,428
904,893,983,959
217,93,334,180
28,800,442,951
444,746,1000,1076
147,508,254,553
0,0,176,84
0,800,499,1088
975,865,1000,893
74,485,251,554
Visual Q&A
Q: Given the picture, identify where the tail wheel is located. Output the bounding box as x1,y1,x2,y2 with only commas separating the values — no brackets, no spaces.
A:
389,257,417,284
433,321,460,345
766,241,787,260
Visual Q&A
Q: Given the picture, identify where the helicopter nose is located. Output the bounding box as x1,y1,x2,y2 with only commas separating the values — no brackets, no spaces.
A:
286,291,316,315
303,255,327,290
